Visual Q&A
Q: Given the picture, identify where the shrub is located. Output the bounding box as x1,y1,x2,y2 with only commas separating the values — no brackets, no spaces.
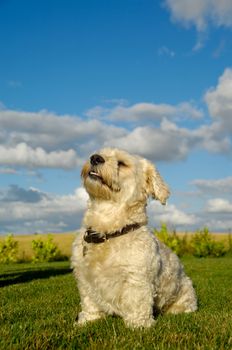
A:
154,223,187,257
32,234,67,263
190,228,227,258
0,234,19,263
227,233,232,255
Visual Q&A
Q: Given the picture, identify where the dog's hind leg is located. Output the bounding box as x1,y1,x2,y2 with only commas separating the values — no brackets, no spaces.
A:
165,277,197,314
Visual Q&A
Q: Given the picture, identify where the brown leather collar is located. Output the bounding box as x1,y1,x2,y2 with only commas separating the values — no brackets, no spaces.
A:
84,222,145,244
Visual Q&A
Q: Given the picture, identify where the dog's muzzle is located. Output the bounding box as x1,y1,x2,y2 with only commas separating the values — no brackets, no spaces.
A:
88,154,105,182
90,154,105,166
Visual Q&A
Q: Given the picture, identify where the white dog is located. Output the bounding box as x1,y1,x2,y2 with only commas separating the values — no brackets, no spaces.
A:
72,148,197,328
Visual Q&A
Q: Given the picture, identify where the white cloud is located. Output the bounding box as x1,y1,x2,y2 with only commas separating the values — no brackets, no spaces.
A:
148,201,197,228
165,0,232,31
164,0,232,49
105,122,192,161
203,219,232,231
87,101,203,123
195,122,231,154
0,143,81,169
0,108,127,169
105,116,229,162
0,109,126,151
192,67,232,154
192,176,232,195
206,198,232,213
205,68,232,131
0,186,88,234
152,198,232,232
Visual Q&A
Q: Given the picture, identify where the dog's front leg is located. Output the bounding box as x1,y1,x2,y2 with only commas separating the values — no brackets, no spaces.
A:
119,280,155,328
74,281,105,326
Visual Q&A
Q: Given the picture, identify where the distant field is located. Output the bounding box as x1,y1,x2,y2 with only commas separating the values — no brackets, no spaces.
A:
0,232,76,260
0,231,231,260
177,232,231,245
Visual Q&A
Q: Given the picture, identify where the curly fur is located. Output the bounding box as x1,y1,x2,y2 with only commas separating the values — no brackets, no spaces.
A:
71,148,197,328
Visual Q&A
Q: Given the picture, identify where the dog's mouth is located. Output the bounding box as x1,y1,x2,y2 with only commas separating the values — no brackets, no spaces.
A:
88,171,103,182
88,170,119,192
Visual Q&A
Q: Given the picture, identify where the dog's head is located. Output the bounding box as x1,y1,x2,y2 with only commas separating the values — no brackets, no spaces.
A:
81,148,170,204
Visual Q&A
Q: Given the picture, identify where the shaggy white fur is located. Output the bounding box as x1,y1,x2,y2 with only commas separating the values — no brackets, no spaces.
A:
71,148,197,328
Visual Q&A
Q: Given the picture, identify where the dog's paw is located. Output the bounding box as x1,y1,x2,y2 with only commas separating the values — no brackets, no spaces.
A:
73,311,104,327
125,317,156,328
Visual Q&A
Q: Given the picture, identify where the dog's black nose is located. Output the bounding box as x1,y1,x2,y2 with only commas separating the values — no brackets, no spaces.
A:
90,154,105,166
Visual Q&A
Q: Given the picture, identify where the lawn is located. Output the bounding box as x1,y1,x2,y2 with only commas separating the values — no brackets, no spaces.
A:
0,257,232,350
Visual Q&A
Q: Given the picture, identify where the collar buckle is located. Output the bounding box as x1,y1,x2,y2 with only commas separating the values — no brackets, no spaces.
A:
84,229,107,243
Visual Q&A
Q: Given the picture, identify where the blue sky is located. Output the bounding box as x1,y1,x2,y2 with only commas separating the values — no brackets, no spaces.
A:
0,0,232,234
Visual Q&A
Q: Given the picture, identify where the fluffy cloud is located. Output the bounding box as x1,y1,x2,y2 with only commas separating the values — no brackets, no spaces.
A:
0,108,126,151
0,108,126,169
198,68,232,154
165,0,232,31
0,186,88,234
206,198,232,213
148,201,197,228
205,68,232,131
105,114,231,162
0,143,81,169
105,121,193,161
192,176,232,195
164,0,232,49
200,198,232,231
86,101,203,122
204,219,232,231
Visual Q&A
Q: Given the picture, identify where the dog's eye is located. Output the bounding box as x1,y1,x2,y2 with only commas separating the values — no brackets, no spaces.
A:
118,160,126,167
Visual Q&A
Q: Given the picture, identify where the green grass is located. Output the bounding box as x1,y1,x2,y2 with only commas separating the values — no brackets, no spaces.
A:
1,257,232,350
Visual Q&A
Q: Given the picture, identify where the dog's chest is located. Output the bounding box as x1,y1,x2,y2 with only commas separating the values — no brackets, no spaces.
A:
81,239,133,284
82,242,111,275
82,242,110,266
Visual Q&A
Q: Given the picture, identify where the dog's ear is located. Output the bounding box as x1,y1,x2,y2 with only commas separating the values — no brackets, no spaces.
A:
143,160,170,205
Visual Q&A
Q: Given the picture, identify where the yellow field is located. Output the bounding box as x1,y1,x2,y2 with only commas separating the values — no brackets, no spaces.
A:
0,232,76,260
177,232,231,246
177,232,230,240
0,231,231,260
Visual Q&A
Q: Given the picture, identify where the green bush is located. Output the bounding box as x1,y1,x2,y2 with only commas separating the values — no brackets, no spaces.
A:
0,234,19,263
154,223,187,257
228,233,232,254
190,228,227,258
155,225,228,258
32,235,67,263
